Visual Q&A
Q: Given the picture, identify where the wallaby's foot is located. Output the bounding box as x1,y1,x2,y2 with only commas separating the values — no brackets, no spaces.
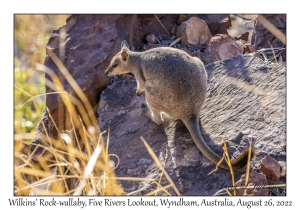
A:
136,90,142,96
141,103,163,125
141,103,149,115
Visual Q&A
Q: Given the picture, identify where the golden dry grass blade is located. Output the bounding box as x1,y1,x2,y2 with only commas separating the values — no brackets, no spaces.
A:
35,64,89,147
222,138,236,196
146,184,173,196
208,153,225,175
73,144,102,195
256,14,286,45
46,106,60,139
15,166,52,177
14,91,62,110
169,37,181,47
154,15,170,36
155,149,168,195
14,133,36,141
225,189,232,196
46,49,98,128
113,177,155,182
141,136,180,196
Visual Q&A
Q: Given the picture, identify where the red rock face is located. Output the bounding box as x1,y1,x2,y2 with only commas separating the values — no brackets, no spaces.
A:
176,17,212,47
30,14,139,153
209,34,243,61
259,155,281,181
145,34,158,44
235,172,269,196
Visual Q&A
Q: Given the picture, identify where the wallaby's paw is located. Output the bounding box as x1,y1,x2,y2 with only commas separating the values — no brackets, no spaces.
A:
141,103,148,112
141,103,151,117
136,90,142,96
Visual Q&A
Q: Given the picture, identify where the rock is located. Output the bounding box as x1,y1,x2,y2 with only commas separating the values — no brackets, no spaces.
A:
244,44,256,53
146,34,157,44
208,34,243,61
202,45,214,64
98,55,286,195
236,39,256,53
259,155,280,181
177,14,188,25
235,172,269,196
176,17,212,47
192,14,230,36
182,47,192,55
248,52,261,59
161,40,170,46
278,161,286,178
136,15,179,42
142,43,162,51
192,50,206,63
251,14,286,61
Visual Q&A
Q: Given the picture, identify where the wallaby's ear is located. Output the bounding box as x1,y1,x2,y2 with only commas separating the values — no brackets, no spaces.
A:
121,40,129,50
121,50,128,62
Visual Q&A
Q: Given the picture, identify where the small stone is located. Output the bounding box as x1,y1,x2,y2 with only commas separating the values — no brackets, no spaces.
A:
259,155,281,181
235,171,269,196
177,14,188,25
146,34,158,44
278,161,286,178
251,14,286,61
209,34,243,61
176,17,212,47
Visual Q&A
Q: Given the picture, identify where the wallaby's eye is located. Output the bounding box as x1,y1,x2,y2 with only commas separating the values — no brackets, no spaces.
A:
112,64,118,68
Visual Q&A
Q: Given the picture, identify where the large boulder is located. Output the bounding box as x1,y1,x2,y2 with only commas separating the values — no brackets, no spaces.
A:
209,34,243,61
29,15,140,156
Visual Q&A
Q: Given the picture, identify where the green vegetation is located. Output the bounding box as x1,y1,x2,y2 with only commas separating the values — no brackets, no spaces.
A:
14,15,69,134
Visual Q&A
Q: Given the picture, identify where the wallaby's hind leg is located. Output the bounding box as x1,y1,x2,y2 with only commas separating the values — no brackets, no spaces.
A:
141,103,163,125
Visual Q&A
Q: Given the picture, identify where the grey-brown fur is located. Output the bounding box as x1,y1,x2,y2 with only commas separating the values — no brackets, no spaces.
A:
105,40,252,170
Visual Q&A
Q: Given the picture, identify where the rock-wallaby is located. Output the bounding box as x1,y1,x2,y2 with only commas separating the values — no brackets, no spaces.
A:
105,40,253,170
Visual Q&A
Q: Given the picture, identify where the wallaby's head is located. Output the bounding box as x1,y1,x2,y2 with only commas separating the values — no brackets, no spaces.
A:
105,40,131,76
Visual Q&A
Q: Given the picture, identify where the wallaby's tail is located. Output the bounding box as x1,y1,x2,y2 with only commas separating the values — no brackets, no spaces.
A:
182,117,253,171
